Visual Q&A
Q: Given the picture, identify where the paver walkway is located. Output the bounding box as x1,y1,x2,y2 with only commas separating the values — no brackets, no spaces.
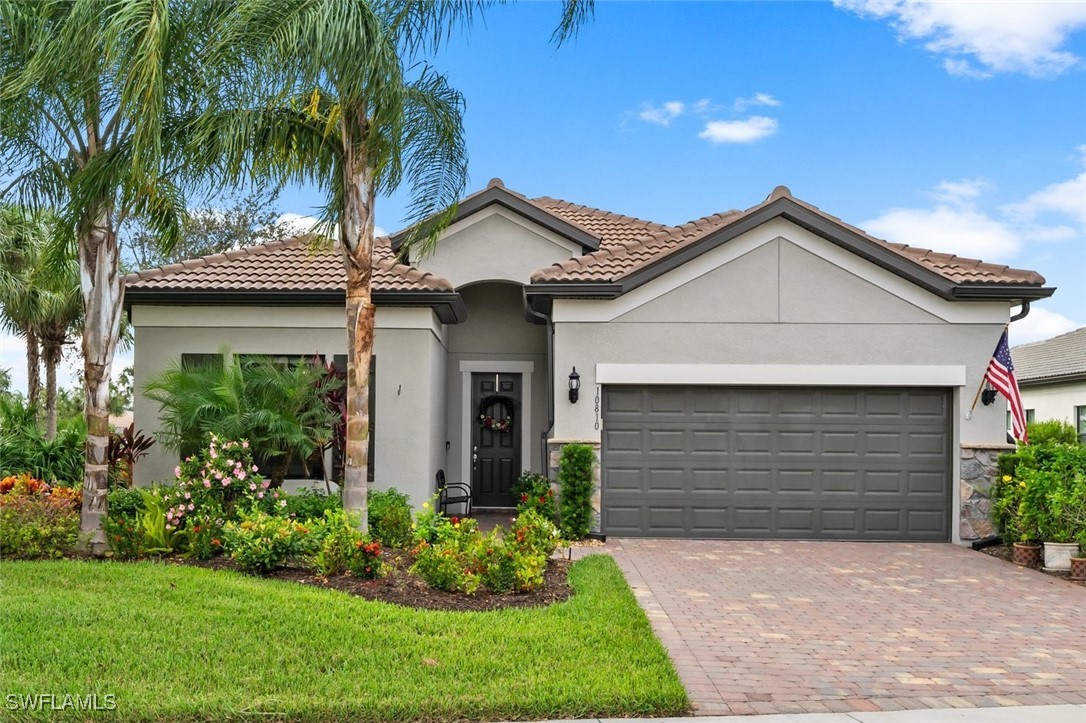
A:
597,540,1086,717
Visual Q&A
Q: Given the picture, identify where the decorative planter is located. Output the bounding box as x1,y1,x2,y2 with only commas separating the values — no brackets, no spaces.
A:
1012,542,1042,567
1043,542,1078,571
1070,557,1086,582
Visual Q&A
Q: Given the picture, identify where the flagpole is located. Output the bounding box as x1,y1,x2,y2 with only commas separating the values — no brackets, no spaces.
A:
966,323,1011,421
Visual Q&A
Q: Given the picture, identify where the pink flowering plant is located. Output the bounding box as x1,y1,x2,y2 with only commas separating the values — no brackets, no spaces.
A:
162,435,283,534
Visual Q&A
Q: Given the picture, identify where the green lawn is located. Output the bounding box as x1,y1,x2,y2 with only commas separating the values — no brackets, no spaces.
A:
1,555,687,722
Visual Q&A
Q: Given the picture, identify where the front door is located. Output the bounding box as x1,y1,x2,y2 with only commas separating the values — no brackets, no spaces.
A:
471,372,521,508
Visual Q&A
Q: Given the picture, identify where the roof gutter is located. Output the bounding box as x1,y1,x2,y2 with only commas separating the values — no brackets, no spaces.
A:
523,287,555,480
1010,301,1031,323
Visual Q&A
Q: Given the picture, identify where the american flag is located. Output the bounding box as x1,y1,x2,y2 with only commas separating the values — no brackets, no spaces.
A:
986,329,1028,444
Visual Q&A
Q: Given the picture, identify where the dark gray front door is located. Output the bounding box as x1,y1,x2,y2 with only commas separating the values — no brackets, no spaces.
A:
601,386,950,540
471,373,521,508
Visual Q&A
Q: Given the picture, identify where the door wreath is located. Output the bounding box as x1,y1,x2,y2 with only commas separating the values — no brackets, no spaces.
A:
478,395,515,433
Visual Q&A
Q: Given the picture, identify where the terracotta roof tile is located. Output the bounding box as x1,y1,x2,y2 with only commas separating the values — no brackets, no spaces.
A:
531,186,1046,287
1012,327,1086,383
125,236,453,294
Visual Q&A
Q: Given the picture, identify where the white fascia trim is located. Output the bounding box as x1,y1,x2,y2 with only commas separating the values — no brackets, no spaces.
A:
439,206,583,257
376,307,446,346
459,361,534,488
596,363,967,387
130,304,345,329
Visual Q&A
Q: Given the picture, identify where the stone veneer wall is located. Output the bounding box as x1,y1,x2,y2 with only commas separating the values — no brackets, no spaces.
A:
960,444,1016,541
546,439,601,535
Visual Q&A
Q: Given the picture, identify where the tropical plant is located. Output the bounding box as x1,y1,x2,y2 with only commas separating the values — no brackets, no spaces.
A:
0,400,86,484
0,206,82,438
107,423,155,487
137,488,186,555
0,0,221,551
222,508,314,574
0,476,83,559
144,351,340,485
309,508,382,578
281,488,342,522
558,444,595,540
514,472,557,522
200,1,591,530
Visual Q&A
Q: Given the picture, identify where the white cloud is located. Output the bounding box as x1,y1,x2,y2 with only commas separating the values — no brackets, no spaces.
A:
932,178,991,205
692,98,713,114
277,213,384,239
699,116,779,144
862,205,1022,260
1011,306,1083,344
1003,149,1086,229
734,92,781,112
835,0,1086,77
638,101,685,127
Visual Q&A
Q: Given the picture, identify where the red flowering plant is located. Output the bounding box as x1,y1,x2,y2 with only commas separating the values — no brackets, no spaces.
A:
309,509,383,579
512,472,557,523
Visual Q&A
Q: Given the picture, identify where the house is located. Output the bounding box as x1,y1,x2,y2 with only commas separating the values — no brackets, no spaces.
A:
1013,327,1086,443
125,180,1054,544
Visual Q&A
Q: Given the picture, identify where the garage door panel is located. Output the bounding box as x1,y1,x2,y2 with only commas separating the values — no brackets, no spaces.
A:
602,386,949,540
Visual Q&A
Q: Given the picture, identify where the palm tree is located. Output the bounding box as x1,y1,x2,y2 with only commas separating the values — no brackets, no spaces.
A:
0,206,81,439
205,1,591,529
0,0,215,550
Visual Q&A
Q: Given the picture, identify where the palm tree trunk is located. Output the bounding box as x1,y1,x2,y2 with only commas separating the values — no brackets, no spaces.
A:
78,205,123,554
340,119,375,532
25,328,41,413
42,339,60,440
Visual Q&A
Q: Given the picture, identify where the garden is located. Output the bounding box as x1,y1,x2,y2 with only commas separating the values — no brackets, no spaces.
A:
983,420,1086,580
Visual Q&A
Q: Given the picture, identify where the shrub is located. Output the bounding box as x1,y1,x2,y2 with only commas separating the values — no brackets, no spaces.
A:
106,487,144,521
282,488,342,521
1027,419,1080,446
558,444,595,539
185,506,225,560
993,443,1086,543
0,476,82,559
162,436,283,532
309,509,382,578
108,424,155,487
510,508,562,558
222,509,313,574
368,488,412,548
412,494,451,545
411,517,482,594
104,515,145,560
514,472,557,522
0,407,85,484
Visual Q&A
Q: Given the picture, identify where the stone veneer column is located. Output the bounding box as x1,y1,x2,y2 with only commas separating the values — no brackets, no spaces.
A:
547,439,602,535
960,443,1016,541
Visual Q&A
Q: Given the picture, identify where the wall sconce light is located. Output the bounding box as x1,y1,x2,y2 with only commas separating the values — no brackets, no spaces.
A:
568,367,581,404
981,385,998,406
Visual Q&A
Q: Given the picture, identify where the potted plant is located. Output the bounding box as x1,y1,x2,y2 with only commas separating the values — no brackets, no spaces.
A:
1037,468,1085,572
991,473,1041,566
1070,530,1086,583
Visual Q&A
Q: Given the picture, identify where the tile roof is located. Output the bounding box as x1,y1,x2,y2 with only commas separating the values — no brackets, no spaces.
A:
1012,327,1086,383
125,236,454,294
531,185,1047,286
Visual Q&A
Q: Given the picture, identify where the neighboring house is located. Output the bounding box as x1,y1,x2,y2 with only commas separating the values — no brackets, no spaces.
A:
1013,327,1086,443
125,179,1054,544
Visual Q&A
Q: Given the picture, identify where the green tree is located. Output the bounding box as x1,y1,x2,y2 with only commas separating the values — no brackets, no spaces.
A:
0,206,82,439
127,189,292,270
204,0,590,529
0,0,216,550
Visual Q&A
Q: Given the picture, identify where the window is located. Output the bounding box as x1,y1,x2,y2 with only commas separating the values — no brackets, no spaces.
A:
1026,409,1036,424
1077,406,1086,445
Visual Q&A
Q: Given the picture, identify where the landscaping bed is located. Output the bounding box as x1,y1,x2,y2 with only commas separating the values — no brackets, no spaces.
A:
171,549,574,612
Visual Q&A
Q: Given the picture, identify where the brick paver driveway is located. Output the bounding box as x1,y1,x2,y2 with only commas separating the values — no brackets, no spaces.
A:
604,539,1086,716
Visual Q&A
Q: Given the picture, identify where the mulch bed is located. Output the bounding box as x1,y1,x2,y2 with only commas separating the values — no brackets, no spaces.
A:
168,549,574,612
978,543,1080,584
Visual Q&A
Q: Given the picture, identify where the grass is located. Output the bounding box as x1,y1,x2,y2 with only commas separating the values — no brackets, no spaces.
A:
0,555,687,721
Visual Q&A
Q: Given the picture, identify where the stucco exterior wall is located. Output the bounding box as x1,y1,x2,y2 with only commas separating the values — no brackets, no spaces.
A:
444,282,548,486
130,304,445,508
1018,381,1086,429
415,208,580,287
549,221,1013,544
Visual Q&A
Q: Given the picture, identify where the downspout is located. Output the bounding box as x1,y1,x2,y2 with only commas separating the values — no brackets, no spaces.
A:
523,289,554,479
1010,301,1031,323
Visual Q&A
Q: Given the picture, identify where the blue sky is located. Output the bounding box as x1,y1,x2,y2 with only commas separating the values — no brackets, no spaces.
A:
4,1,1085,393
278,0,1086,345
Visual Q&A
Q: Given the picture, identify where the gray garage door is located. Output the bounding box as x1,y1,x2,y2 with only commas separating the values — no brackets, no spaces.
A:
601,386,950,540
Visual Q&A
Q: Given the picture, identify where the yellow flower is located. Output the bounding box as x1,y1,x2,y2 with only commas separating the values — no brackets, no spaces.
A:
1002,475,1012,482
